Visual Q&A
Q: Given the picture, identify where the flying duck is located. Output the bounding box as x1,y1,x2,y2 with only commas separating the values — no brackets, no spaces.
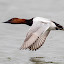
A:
19,17,64,51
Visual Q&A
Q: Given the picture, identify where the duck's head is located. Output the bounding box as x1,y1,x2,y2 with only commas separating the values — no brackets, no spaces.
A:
53,21,64,30
3,18,27,24
3,18,33,26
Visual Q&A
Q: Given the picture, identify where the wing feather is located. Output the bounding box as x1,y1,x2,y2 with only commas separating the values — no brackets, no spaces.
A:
28,30,50,50
20,22,50,50
24,22,40,42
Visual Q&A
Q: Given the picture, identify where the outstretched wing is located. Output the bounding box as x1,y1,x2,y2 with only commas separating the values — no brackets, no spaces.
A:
20,22,50,50
28,30,50,50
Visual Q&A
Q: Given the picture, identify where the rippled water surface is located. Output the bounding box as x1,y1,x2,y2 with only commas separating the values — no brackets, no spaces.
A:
0,0,64,64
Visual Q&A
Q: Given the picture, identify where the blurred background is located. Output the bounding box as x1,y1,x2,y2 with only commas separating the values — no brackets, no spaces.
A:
0,0,64,64
0,0,64,24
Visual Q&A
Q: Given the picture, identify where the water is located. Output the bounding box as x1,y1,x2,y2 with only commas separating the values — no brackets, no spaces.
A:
0,0,64,64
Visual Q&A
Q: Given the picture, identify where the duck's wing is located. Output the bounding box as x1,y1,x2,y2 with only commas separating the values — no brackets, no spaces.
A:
20,22,50,50
28,30,50,51
24,23,41,42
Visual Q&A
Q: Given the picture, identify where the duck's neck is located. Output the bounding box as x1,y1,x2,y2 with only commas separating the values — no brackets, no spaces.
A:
25,18,33,26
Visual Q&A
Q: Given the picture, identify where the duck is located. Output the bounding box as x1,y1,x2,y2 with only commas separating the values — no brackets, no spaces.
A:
19,17,64,51
4,17,64,51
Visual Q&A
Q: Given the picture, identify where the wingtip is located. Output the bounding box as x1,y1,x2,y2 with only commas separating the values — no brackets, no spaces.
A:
19,46,26,50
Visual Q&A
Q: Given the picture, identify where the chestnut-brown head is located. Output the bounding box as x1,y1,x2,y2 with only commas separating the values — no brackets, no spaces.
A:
3,18,27,24
3,18,33,26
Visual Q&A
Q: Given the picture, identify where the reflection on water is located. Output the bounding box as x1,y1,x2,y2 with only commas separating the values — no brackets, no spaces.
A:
30,57,58,64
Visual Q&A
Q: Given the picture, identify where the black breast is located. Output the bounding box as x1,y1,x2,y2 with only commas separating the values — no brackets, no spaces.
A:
26,18,33,26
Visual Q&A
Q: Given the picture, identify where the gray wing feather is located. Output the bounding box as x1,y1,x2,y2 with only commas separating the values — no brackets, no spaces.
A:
24,23,40,42
20,23,50,50
28,30,50,50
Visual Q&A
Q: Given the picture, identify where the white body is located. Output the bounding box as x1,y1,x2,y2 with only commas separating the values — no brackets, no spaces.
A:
20,17,57,51
33,17,56,30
